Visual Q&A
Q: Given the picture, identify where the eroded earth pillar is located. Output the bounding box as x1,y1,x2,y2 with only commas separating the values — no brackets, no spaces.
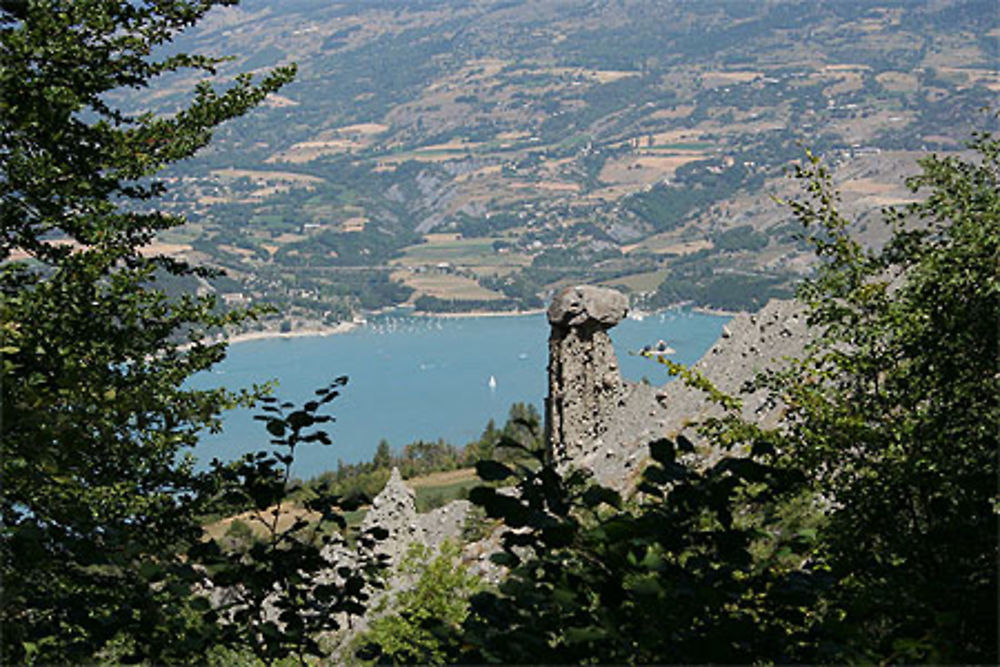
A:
545,285,629,473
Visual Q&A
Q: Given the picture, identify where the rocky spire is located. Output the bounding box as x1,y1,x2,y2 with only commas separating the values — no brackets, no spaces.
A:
356,467,471,567
360,467,419,566
545,285,630,472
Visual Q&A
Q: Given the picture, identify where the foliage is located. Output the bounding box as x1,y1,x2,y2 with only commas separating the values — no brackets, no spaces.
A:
623,161,763,233
275,227,418,268
0,2,386,663
355,541,483,665
495,401,544,461
450,436,819,664
372,439,393,470
477,272,544,310
713,223,769,252
650,266,792,312
192,378,389,664
464,418,501,463
451,212,523,237
301,402,543,500
748,132,1000,662
0,3,291,662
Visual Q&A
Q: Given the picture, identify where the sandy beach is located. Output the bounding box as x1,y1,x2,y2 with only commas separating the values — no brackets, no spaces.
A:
222,321,359,345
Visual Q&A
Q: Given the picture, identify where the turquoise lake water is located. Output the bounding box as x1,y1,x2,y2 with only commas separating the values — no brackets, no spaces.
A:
193,308,728,478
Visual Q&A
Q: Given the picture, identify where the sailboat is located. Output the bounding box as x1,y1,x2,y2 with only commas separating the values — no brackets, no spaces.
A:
488,375,497,390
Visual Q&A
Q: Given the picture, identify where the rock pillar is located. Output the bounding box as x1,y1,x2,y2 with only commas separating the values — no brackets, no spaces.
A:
545,285,628,472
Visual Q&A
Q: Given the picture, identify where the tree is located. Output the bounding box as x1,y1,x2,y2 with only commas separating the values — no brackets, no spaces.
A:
0,2,296,662
194,378,389,665
450,438,818,664
373,439,393,470
495,401,543,462
752,131,999,662
355,541,483,665
465,418,500,464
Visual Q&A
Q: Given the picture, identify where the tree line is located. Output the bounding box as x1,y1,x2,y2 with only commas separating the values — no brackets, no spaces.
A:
300,402,543,501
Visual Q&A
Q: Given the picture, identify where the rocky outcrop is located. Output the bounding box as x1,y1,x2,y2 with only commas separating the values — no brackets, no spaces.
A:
545,286,672,489
418,500,472,548
319,468,473,654
546,285,628,470
544,287,811,489
359,467,420,566
359,467,470,567
655,298,810,433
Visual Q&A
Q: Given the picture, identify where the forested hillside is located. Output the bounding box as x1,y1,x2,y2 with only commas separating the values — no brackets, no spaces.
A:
128,0,997,324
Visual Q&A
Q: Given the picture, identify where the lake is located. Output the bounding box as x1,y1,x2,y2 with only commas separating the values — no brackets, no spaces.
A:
193,308,729,478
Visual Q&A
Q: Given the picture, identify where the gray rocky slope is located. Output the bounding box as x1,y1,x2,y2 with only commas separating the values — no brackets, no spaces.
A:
544,285,810,489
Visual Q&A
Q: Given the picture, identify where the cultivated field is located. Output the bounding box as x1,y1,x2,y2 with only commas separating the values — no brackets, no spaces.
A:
602,268,672,293
393,270,506,301
600,153,708,186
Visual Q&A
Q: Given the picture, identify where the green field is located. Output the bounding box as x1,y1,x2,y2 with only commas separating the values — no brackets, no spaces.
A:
602,268,672,293
395,238,502,264
415,477,481,513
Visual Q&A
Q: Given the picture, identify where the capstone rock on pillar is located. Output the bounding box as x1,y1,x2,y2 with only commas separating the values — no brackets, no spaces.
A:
545,285,629,472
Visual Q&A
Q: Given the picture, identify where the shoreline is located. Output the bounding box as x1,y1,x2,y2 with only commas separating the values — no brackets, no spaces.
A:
215,303,733,347
691,305,741,317
411,308,546,319
221,321,359,345
220,308,546,346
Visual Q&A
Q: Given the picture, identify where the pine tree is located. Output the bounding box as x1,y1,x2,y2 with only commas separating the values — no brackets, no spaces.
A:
1,2,294,661
373,438,393,470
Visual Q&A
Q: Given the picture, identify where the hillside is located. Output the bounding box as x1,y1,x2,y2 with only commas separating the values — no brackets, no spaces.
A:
138,0,998,325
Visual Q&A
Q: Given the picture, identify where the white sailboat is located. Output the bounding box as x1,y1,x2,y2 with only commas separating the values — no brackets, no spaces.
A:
488,375,497,390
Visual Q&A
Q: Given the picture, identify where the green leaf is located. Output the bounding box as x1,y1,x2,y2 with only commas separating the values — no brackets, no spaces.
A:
581,486,621,509
648,438,676,464
564,625,608,644
475,459,516,482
